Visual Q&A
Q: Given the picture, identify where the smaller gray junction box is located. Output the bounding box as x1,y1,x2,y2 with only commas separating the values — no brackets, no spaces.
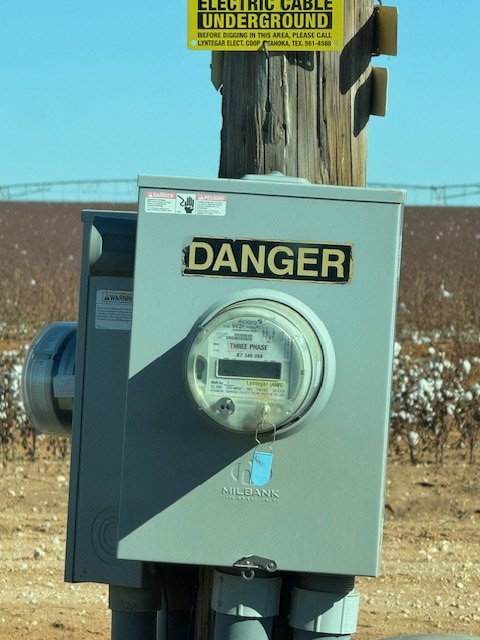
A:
65,210,151,587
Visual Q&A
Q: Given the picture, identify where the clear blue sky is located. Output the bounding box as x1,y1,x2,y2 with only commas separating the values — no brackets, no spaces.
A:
2,1,479,202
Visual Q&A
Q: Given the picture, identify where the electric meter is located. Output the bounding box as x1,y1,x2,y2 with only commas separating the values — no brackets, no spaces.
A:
185,292,335,434
22,322,76,436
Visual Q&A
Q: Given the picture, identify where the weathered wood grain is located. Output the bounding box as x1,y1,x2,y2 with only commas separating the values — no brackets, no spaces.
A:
219,1,374,186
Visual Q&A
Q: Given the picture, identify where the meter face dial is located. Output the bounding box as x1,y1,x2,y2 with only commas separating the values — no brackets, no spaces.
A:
185,298,326,434
207,315,291,401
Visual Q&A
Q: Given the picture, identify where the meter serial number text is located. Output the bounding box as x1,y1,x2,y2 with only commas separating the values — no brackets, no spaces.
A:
235,352,265,358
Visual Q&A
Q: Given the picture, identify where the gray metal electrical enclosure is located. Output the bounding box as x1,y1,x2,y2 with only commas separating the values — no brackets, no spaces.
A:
117,175,404,577
65,210,151,587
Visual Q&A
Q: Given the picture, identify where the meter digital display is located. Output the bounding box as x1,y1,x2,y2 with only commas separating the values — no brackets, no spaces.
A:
185,294,334,434
217,359,282,380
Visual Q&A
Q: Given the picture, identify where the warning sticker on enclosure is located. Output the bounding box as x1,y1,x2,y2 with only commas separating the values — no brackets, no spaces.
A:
144,191,227,216
95,290,133,331
188,0,344,51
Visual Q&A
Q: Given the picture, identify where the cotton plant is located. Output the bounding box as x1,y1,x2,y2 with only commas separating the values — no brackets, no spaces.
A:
454,367,480,464
1,347,71,461
0,349,33,461
391,345,480,465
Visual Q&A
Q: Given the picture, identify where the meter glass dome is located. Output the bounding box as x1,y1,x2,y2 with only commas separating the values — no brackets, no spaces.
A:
185,297,327,434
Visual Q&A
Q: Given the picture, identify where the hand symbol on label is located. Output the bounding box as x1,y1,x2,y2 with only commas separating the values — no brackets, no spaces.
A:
179,195,195,213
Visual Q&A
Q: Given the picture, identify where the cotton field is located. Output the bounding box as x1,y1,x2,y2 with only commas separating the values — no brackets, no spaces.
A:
391,338,480,465
1,202,480,464
1,336,479,465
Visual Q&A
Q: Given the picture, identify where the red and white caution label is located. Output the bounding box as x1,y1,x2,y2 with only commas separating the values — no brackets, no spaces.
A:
145,191,227,216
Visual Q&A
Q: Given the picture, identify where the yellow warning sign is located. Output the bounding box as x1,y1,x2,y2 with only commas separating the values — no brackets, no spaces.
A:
188,0,344,51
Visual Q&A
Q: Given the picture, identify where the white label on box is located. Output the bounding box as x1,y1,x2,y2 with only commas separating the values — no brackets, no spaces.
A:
95,290,133,330
53,375,75,398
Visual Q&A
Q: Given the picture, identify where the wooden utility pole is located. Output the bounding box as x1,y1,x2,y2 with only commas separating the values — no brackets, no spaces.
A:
219,1,375,186
195,1,375,638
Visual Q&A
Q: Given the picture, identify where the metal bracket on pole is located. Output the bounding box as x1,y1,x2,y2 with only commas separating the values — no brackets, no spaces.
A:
373,5,398,56
211,51,224,91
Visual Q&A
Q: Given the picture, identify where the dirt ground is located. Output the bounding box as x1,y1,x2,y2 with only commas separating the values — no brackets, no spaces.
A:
0,456,479,640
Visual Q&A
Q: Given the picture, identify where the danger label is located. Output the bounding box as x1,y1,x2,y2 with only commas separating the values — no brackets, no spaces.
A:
144,191,227,216
188,0,343,51
184,237,353,284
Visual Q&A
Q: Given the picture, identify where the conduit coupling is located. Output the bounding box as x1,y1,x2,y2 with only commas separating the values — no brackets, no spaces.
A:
212,570,283,640
212,569,282,619
289,574,360,639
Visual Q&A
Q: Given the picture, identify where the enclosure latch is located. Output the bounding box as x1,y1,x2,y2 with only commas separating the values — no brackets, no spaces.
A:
234,555,278,580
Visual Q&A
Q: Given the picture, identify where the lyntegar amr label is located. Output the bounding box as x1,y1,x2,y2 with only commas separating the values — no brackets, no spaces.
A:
183,237,353,284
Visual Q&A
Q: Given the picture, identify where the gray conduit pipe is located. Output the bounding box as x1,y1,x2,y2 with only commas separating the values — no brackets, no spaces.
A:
157,610,193,640
156,564,197,640
211,569,282,640
111,611,157,640
289,574,359,640
109,585,161,640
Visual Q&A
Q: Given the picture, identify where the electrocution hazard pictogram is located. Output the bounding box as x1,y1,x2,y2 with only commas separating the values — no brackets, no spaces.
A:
144,191,227,216
188,0,344,51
